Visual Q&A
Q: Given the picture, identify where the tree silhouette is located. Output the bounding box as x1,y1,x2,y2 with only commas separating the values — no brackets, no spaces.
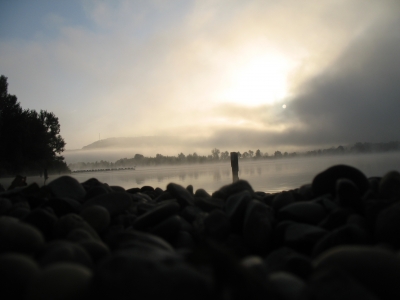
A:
0,75,68,176
211,148,220,160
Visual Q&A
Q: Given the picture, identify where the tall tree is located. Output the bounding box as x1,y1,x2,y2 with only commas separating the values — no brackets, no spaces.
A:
0,75,68,175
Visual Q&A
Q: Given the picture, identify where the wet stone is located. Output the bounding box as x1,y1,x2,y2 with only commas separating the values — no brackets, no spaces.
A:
265,247,313,279
0,216,44,255
212,179,254,201
36,240,93,269
104,229,174,253
282,221,328,255
53,213,101,241
150,215,182,242
314,246,400,300
80,192,132,217
84,185,109,201
267,271,307,300
243,200,272,255
167,183,195,207
0,253,40,300
379,170,400,199
312,165,370,197
194,196,223,212
45,197,81,217
186,184,194,195
134,201,180,230
81,178,105,191
278,202,327,225
336,178,362,210
23,208,58,241
93,251,210,300
374,202,400,249
307,267,380,300
203,209,231,241
110,185,125,193
80,205,110,234
195,188,211,198
312,224,369,258
225,190,252,233
47,176,86,202
272,191,296,211
26,263,92,300
318,208,351,231
0,197,12,215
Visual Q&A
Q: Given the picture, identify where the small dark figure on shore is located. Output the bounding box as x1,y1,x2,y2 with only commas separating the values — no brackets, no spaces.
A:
7,175,27,190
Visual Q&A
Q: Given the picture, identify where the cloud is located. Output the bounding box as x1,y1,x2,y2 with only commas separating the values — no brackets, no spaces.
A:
1,0,399,152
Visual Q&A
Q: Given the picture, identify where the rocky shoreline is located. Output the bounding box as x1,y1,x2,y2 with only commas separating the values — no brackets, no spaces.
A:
1,164,400,300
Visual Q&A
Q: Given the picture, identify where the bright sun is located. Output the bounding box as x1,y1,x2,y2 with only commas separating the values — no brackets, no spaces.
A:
220,53,290,106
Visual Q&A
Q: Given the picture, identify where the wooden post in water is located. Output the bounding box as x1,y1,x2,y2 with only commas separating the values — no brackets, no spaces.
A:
230,152,239,183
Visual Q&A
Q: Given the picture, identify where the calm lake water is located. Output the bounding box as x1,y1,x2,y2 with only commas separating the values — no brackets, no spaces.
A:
1,152,400,194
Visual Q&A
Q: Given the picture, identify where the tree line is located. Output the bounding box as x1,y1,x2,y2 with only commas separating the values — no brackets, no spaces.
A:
67,141,400,171
0,75,69,177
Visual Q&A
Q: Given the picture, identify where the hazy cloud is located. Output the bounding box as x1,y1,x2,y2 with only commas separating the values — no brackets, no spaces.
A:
1,0,399,154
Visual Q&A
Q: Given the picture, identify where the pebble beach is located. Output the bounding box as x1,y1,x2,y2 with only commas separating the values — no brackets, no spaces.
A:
1,164,400,300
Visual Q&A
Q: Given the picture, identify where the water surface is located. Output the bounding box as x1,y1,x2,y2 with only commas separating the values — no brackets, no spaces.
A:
1,152,399,194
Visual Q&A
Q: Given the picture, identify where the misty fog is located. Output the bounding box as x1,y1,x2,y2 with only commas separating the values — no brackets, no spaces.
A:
3,152,399,194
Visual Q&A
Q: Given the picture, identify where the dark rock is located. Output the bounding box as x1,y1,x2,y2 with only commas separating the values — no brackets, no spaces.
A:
0,253,40,300
0,216,44,255
26,263,92,300
278,202,327,225
110,185,125,192
154,191,174,202
312,165,369,197
312,224,369,257
203,209,231,241
318,208,351,231
265,247,313,279
194,196,223,212
78,240,110,263
243,200,272,254
23,208,58,241
45,197,81,217
379,170,400,199
272,191,296,211
84,185,109,201
134,201,180,230
80,192,132,217
104,229,174,253
374,202,400,249
126,187,141,194
212,180,254,201
150,215,182,242
282,221,328,255
336,178,362,210
225,190,252,233
186,184,194,195
195,188,211,198
307,267,380,300
267,271,307,300
81,177,105,191
80,205,110,234
36,240,93,268
53,213,101,241
0,197,12,215
180,205,203,223
47,176,86,201
140,185,155,193
93,251,211,300
314,246,400,300
167,183,195,207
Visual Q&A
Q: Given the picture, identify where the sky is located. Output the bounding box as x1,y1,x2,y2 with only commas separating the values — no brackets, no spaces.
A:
1,0,400,156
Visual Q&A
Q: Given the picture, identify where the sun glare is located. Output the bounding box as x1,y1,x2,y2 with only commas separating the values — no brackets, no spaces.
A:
221,54,290,106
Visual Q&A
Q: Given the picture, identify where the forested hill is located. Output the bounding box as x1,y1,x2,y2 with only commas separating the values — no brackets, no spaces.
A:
82,136,183,149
